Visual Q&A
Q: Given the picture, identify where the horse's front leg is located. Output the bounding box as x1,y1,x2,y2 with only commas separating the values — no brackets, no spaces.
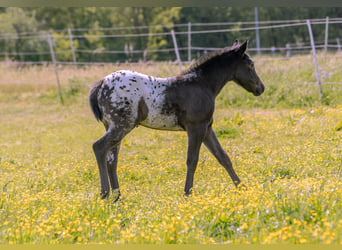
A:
184,123,208,196
107,143,121,202
203,126,241,187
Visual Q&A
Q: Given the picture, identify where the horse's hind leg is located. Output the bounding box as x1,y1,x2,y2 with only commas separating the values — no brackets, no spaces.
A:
93,128,127,199
107,143,121,202
203,126,241,187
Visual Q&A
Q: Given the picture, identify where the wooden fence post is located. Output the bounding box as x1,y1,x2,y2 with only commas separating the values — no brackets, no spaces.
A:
188,22,192,63
171,29,182,73
337,38,341,53
255,7,261,56
47,33,64,105
68,28,77,65
286,43,291,58
306,20,323,101
324,16,329,60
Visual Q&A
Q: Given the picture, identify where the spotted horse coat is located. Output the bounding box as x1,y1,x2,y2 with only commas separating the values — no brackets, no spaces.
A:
89,40,265,200
94,69,198,132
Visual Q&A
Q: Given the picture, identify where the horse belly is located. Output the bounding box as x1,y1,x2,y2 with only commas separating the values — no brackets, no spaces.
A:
140,109,183,131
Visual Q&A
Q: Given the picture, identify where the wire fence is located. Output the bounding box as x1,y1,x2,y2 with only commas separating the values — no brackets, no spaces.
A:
1,17,342,97
1,17,342,64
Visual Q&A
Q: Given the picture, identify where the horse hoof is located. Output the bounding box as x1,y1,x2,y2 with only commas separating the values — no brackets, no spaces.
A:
100,190,110,199
237,183,247,191
112,189,121,203
183,188,192,198
113,195,121,203
183,193,190,198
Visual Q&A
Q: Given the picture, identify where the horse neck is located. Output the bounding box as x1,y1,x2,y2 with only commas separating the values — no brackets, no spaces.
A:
199,59,236,96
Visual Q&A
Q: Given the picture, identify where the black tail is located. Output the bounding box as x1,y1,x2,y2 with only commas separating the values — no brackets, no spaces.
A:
89,80,103,122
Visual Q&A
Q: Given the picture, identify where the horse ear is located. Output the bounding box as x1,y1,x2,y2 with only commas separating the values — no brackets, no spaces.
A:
235,39,248,56
232,39,239,47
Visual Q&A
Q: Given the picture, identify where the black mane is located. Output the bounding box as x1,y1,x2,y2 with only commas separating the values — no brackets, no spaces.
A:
182,46,236,75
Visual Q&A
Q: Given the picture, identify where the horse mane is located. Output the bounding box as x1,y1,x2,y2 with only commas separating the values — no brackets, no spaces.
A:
182,45,237,75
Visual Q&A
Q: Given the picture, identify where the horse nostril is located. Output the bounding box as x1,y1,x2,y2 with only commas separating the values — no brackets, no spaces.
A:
254,83,264,96
260,84,265,92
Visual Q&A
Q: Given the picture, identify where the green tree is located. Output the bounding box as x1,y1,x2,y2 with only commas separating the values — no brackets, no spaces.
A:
2,7,342,63
0,8,47,61
146,7,182,61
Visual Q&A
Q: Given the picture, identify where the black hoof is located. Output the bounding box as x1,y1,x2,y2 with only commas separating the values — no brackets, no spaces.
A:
233,180,241,187
100,190,110,199
183,188,192,198
113,190,121,203
237,183,247,191
183,193,190,198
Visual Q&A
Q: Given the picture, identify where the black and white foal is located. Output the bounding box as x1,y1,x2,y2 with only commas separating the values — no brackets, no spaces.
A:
89,40,265,201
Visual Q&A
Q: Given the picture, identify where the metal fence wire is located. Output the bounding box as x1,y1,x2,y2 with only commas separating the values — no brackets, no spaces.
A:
1,17,342,65
1,17,342,103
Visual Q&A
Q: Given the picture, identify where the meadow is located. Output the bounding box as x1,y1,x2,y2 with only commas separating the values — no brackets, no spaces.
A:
0,55,342,244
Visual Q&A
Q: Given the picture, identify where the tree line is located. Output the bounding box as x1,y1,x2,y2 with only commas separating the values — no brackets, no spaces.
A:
1,7,342,63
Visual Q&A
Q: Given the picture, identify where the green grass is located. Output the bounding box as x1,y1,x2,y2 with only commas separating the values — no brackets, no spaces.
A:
0,58,342,244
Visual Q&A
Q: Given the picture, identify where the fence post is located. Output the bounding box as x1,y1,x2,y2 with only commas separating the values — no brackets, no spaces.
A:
47,33,64,105
188,22,192,63
337,38,341,53
68,28,77,65
171,29,182,73
324,16,329,60
306,20,323,100
255,7,261,56
286,43,291,58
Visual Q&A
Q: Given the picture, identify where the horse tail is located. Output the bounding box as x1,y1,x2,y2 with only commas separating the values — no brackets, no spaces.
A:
89,80,103,122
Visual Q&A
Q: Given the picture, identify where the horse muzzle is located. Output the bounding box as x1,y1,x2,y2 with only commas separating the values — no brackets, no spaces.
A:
254,82,265,96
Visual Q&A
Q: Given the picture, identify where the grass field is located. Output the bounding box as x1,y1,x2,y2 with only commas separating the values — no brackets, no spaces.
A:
1,56,342,244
